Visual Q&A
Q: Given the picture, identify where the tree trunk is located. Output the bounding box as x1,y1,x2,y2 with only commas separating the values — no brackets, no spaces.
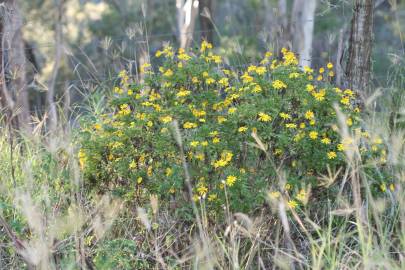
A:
291,0,317,67
346,0,374,92
176,0,199,49
47,0,65,133
199,0,213,43
0,0,30,131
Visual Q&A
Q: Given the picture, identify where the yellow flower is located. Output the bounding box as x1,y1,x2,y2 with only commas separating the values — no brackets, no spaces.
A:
163,69,173,77
281,48,298,65
247,65,257,73
212,137,220,144
78,149,86,169
205,78,215,85
192,109,206,118
285,123,297,129
200,40,213,52
129,160,137,169
218,77,229,86
213,151,233,168
344,89,354,97
252,84,262,93
118,104,131,116
346,118,353,126
160,115,173,123
137,177,143,184
178,52,191,61
165,168,173,176
210,131,219,137
177,89,191,97
327,151,337,159
289,72,300,79
296,189,307,203
321,137,331,144
93,123,102,130
190,141,199,147
238,126,248,133
303,66,314,74
258,112,272,122
373,137,383,145
327,62,333,69
147,166,153,176
208,194,217,201
306,84,315,92
226,175,237,186
228,107,237,114
279,112,291,120
319,67,325,74
241,72,254,83
183,122,198,129
340,96,350,105
211,55,222,64
287,200,298,209
337,143,345,151
312,89,326,101
217,116,227,124
309,131,318,140
195,152,205,161
256,66,267,75
201,141,208,147
272,80,287,90
197,184,208,196
114,87,124,94
305,110,314,120
155,50,162,57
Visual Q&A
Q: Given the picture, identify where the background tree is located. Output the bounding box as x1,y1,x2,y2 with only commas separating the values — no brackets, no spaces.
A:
291,0,317,67
199,0,214,43
177,0,199,48
346,0,374,92
0,0,30,131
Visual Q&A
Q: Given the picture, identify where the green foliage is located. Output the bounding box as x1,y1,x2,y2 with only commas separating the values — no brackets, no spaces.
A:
93,239,148,269
79,43,387,215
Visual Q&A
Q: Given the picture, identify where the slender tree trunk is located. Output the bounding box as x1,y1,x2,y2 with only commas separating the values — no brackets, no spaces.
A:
176,0,199,48
346,0,374,92
199,0,213,43
291,0,317,67
277,0,288,49
47,0,65,133
0,0,30,131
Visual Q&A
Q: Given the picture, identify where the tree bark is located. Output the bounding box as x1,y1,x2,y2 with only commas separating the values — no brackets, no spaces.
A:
199,0,213,43
176,0,199,49
346,0,374,92
291,0,317,67
47,0,65,133
0,0,30,131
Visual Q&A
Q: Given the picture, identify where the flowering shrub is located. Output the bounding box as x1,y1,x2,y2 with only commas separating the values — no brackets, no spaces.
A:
79,43,388,214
